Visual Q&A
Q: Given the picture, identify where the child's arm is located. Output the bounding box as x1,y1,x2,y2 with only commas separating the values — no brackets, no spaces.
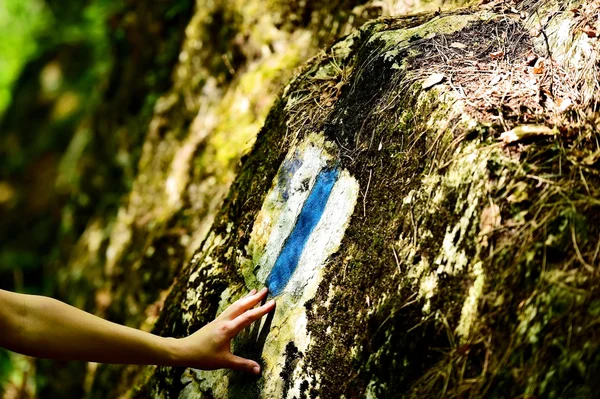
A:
0,287,274,375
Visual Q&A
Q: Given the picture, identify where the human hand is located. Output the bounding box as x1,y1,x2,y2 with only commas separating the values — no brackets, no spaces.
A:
173,287,275,374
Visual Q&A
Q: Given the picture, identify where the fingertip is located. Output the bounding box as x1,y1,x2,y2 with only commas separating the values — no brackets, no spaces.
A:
252,287,268,299
229,355,261,375
258,300,276,317
257,299,274,312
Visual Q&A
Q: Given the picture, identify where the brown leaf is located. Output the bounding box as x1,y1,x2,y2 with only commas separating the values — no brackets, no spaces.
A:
490,50,504,60
525,51,538,66
532,58,546,74
582,27,598,38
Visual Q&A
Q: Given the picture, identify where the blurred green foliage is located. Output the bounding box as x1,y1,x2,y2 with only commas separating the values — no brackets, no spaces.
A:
0,0,123,296
0,22,128,389
0,0,123,389
0,0,123,116
1,0,194,393
0,0,50,116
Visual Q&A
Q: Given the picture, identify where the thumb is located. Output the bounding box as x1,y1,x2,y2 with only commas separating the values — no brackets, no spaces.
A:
227,354,261,375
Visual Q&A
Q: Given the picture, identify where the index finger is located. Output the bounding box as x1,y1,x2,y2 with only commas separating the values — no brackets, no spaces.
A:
219,287,268,321
229,300,275,334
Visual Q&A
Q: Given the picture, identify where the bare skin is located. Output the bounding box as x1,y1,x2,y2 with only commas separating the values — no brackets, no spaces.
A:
0,287,274,375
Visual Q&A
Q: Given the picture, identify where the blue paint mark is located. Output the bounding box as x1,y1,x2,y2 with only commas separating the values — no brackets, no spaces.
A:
266,167,339,295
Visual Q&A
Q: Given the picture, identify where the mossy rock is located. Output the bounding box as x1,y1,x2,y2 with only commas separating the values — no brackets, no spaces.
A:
103,1,600,398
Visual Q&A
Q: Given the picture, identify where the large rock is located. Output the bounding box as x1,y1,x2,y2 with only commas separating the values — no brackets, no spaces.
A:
119,1,600,398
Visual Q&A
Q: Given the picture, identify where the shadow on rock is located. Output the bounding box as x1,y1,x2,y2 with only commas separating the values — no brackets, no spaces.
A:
228,298,275,399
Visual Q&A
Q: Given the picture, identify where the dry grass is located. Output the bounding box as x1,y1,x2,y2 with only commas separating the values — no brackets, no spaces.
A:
403,3,600,397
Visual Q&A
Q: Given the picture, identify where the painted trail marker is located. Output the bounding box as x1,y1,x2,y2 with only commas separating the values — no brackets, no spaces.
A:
239,133,359,396
248,133,359,297
266,167,340,295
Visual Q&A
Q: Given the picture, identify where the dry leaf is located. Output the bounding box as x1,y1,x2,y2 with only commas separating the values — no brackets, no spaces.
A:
489,75,503,86
450,42,467,49
582,27,598,38
500,125,557,144
529,28,541,37
422,73,446,89
556,98,573,113
525,52,538,66
532,58,546,74
490,50,504,59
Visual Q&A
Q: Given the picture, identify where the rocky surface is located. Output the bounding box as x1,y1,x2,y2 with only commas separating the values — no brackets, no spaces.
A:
5,0,599,398
109,1,599,397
